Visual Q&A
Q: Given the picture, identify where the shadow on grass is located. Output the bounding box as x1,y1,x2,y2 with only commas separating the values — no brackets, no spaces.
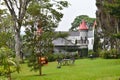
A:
12,74,48,80
32,74,47,76
24,73,55,77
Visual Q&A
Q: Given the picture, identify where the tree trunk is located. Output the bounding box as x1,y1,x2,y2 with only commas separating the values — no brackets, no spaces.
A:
115,19,120,54
7,64,11,80
14,26,21,62
39,55,42,76
7,74,11,80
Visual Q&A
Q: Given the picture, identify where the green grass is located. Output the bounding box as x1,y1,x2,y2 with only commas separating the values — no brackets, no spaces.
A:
1,58,120,80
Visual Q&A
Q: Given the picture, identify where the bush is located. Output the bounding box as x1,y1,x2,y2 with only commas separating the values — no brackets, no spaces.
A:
100,50,109,59
99,49,119,59
0,66,16,76
47,52,80,62
47,54,64,62
109,49,119,59
88,50,100,58
47,54,57,62
73,52,80,59
0,47,20,79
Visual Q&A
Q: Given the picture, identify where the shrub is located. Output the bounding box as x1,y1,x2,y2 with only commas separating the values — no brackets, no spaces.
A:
100,50,109,59
109,49,118,59
0,66,16,76
88,50,99,58
0,47,20,79
47,53,64,62
47,54,57,62
47,52,79,62
99,49,119,59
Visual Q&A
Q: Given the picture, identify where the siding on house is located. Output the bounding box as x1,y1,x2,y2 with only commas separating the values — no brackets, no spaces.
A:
53,30,94,52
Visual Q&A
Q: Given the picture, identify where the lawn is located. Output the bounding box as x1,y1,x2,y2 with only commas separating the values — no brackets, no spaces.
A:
1,58,120,80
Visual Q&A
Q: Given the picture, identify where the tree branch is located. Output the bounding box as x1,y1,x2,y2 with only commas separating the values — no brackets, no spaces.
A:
19,0,31,20
4,0,17,21
13,0,19,9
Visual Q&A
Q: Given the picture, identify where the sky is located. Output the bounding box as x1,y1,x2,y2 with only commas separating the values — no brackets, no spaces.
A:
55,0,97,31
21,0,97,34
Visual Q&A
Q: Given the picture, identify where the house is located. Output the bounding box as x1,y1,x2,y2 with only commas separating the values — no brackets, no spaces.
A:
53,20,95,57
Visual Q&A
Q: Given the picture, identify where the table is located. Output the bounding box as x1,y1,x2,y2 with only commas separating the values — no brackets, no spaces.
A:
62,59,72,65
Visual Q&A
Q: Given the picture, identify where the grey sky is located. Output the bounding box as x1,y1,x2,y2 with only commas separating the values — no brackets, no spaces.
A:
21,0,97,34
55,0,97,31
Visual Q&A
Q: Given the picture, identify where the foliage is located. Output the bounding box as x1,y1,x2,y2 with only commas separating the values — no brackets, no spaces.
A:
24,29,69,71
47,54,63,62
0,32,13,48
96,0,120,51
0,8,15,51
99,50,109,59
88,51,99,58
112,33,120,39
47,52,79,62
23,27,54,73
0,47,20,79
99,49,119,59
1,0,69,62
25,0,69,29
53,31,69,40
80,48,88,57
103,0,120,54
21,0,69,74
104,0,120,18
88,50,95,55
69,15,95,31
23,27,40,72
0,14,14,32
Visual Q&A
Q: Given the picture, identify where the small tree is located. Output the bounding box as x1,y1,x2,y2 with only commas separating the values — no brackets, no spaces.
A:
24,26,56,75
22,0,69,76
0,47,20,80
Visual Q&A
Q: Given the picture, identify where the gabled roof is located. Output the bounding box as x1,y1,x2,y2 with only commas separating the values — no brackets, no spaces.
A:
68,31,93,38
79,20,88,30
52,38,74,46
69,31,79,36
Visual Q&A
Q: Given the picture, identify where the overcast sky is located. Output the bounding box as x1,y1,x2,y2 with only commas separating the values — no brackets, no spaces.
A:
21,0,97,34
55,0,97,31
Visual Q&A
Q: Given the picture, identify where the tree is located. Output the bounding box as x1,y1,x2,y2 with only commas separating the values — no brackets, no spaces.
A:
23,25,69,75
21,0,69,75
69,15,95,31
104,0,120,18
103,0,120,34
1,0,30,62
0,47,20,80
2,0,69,62
96,0,119,51
96,0,120,54
0,32,12,48
0,8,15,59
93,25,101,56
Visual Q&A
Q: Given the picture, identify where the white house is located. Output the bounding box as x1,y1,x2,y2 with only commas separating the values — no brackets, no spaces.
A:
53,20,95,56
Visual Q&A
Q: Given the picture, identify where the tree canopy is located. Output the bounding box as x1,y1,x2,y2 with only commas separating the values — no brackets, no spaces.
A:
69,15,95,31
104,0,120,18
